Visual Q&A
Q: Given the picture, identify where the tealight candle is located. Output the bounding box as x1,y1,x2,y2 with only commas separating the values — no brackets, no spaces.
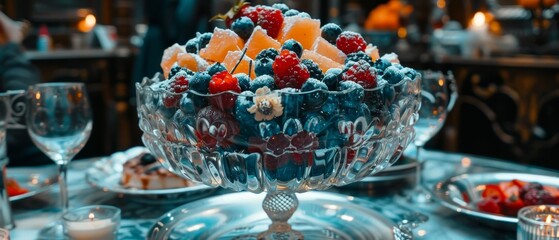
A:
0,228,9,240
518,205,559,240
63,205,120,240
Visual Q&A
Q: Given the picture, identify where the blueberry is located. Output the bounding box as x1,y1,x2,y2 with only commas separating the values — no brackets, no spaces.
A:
322,68,342,91
345,51,374,66
280,88,304,118
281,39,303,58
374,58,392,75
198,32,213,50
302,59,324,80
234,91,258,135
234,73,251,92
258,121,281,138
179,95,196,115
320,128,346,149
321,95,340,118
231,17,254,41
339,81,364,108
284,9,300,17
301,78,328,109
140,154,157,165
298,12,311,18
272,3,290,13
400,67,419,80
255,58,274,77
256,48,279,61
250,75,275,92
188,72,212,107
321,23,342,45
185,38,199,53
207,63,227,76
382,66,405,84
344,103,371,122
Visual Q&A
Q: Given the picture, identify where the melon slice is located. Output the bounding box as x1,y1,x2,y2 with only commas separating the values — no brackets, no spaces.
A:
177,53,209,72
278,16,321,50
313,37,346,64
199,28,244,63
244,26,281,60
365,44,380,61
222,50,256,79
301,50,343,73
161,43,185,78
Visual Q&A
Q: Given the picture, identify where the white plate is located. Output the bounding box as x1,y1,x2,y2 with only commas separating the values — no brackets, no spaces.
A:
8,167,57,201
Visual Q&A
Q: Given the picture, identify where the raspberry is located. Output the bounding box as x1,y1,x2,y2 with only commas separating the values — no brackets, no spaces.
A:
302,59,324,80
273,50,310,89
256,48,279,61
336,31,367,55
163,72,189,107
341,60,378,89
321,23,342,45
281,39,303,58
248,6,284,39
209,70,241,110
231,16,254,41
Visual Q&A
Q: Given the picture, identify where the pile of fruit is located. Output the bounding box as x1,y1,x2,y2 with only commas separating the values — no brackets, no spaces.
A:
477,179,559,216
144,1,419,164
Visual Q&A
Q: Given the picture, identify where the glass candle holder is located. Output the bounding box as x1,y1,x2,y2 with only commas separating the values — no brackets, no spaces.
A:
0,228,9,240
518,205,559,240
63,205,120,240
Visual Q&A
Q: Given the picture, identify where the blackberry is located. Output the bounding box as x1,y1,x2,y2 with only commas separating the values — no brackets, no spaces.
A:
231,17,255,41
255,58,274,77
284,9,300,17
250,75,275,92
185,38,199,53
374,58,392,75
365,90,385,120
523,189,555,205
322,68,342,91
272,3,290,13
383,66,405,84
321,23,342,45
281,39,303,58
346,51,374,66
169,63,183,79
207,63,227,76
198,32,213,50
338,81,364,108
302,59,324,80
233,73,251,92
256,48,279,61
301,78,328,109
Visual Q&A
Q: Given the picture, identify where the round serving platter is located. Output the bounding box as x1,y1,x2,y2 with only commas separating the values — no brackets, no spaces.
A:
8,167,57,201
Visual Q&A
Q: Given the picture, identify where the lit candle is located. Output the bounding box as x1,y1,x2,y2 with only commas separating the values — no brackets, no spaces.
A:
518,205,559,240
466,11,490,57
63,205,120,240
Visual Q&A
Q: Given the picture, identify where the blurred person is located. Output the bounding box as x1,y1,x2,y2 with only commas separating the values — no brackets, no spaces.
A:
0,11,50,166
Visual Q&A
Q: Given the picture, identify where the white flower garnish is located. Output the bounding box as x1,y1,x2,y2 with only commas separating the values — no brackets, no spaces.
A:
247,87,283,121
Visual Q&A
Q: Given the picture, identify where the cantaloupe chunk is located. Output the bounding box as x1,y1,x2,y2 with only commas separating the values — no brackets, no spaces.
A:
161,43,185,78
278,16,321,50
365,44,380,61
222,50,256,79
177,53,209,72
301,50,343,73
199,28,244,63
244,26,281,60
313,37,346,64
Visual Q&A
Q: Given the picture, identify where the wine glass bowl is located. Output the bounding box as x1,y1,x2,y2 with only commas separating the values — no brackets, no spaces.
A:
136,73,421,238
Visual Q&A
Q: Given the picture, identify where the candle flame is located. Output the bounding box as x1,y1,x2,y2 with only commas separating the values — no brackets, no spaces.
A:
472,12,486,27
89,213,95,220
546,214,552,224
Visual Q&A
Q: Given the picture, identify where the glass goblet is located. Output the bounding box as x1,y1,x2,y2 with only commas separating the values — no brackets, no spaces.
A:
26,83,92,211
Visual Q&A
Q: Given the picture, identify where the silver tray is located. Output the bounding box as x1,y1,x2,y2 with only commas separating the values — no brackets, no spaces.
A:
148,191,400,240
433,172,559,228
85,147,216,201
7,167,57,201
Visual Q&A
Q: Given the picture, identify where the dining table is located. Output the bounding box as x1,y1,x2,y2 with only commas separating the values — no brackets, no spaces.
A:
7,149,559,240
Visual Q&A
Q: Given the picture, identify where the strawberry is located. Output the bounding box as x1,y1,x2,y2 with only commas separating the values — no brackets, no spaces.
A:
336,31,367,55
272,49,310,89
163,72,189,108
210,0,251,28
209,70,241,110
341,60,378,89
482,184,507,202
502,195,525,216
477,197,502,214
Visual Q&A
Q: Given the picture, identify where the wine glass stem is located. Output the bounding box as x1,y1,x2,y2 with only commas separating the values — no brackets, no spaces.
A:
58,163,69,212
415,144,423,189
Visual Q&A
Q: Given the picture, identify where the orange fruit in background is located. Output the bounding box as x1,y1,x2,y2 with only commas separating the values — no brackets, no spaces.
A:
244,26,281,60
278,16,321,50
312,37,346,64
161,43,185,78
222,50,256,79
301,50,343,73
518,0,556,8
199,28,244,63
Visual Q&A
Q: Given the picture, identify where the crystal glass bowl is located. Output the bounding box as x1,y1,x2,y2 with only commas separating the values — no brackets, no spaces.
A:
136,73,420,238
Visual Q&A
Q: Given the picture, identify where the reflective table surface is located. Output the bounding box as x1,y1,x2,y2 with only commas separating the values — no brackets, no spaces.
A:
9,150,559,240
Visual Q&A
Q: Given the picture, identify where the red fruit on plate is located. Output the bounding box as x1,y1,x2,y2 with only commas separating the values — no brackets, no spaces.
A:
482,184,506,202
502,195,525,216
512,179,528,188
209,70,241,110
477,198,502,214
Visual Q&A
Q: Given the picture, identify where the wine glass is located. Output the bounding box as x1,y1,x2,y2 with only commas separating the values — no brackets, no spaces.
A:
406,70,457,203
26,83,92,236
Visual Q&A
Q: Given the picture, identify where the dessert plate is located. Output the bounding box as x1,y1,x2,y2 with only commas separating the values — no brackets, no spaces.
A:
148,191,402,240
433,172,559,228
85,148,216,200
7,167,58,201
